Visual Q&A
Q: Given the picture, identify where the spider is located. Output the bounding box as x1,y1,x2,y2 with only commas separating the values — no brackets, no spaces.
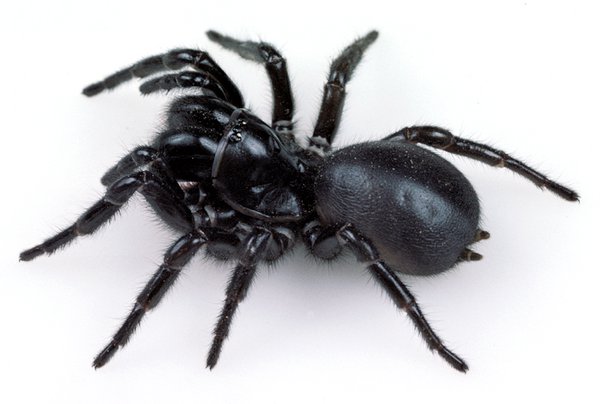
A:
20,30,578,372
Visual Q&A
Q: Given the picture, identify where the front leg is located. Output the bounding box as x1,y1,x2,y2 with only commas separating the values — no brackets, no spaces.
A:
82,48,244,107
206,31,295,137
337,224,469,373
20,169,194,261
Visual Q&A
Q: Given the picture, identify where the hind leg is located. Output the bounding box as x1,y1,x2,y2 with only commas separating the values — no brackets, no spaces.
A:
337,223,469,373
385,126,579,201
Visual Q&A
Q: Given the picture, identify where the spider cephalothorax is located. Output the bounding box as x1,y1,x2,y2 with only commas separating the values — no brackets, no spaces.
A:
20,30,578,372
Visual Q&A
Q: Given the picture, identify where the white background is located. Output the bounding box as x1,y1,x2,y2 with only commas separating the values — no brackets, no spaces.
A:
1,1,598,403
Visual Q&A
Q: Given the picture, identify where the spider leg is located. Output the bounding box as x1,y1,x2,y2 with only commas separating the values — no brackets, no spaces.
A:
385,126,579,201
309,31,379,153
20,169,193,261
206,227,271,369
93,231,207,368
206,30,295,137
82,48,244,107
337,224,469,373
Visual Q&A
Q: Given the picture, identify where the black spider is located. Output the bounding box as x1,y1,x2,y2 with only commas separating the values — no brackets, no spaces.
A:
20,30,578,372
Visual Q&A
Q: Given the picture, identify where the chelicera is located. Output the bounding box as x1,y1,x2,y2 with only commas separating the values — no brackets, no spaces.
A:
20,30,578,372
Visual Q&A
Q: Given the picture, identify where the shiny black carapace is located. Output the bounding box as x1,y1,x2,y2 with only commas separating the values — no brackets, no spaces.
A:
20,30,578,372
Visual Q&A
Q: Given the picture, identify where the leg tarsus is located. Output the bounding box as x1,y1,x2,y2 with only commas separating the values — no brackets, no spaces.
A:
83,55,164,96
20,198,121,261
20,226,78,261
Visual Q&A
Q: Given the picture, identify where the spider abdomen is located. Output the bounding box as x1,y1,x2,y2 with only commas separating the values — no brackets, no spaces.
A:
314,141,480,275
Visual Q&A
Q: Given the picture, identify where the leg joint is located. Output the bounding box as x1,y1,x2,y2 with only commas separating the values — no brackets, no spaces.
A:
404,126,456,149
337,224,379,263
163,49,205,70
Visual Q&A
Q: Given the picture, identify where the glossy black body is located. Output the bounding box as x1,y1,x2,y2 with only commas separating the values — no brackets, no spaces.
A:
20,31,577,373
315,141,480,275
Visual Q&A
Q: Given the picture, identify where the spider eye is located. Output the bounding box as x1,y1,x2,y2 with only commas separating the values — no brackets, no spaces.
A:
228,132,243,143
